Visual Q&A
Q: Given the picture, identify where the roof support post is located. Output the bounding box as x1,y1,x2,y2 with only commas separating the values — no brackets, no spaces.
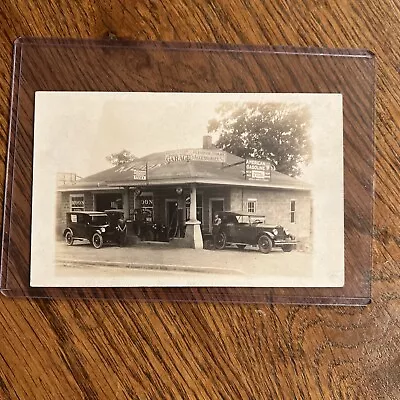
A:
185,184,203,249
123,187,129,219
189,184,198,223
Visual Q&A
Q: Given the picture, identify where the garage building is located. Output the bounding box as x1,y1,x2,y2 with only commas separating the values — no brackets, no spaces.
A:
57,136,312,249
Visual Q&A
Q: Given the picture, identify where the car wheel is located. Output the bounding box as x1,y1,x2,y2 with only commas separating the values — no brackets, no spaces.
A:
282,245,293,252
214,232,226,250
258,235,272,254
237,244,246,250
92,232,104,249
65,230,74,246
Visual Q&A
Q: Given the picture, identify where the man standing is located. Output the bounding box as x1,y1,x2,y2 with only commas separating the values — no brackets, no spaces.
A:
212,213,222,246
116,215,127,246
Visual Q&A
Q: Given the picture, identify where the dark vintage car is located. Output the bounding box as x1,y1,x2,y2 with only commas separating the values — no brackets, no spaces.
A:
131,209,169,242
213,211,296,253
63,211,125,249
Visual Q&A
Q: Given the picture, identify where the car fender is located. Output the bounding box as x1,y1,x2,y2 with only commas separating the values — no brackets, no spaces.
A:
259,231,275,241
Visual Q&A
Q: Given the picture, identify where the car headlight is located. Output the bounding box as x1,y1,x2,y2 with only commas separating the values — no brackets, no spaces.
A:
272,228,278,236
100,228,105,233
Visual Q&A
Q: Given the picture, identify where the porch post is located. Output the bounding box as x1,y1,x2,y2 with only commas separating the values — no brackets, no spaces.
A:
189,184,198,222
123,187,129,219
185,184,203,249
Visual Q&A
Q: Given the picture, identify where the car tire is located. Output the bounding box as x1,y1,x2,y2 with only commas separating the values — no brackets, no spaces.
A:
214,232,226,250
282,245,293,252
92,232,104,249
237,244,246,250
65,230,74,246
258,235,272,254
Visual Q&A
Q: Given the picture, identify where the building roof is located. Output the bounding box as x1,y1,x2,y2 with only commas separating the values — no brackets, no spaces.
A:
59,148,311,192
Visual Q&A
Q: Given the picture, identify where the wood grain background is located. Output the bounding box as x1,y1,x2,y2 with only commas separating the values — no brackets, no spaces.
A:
0,1,399,399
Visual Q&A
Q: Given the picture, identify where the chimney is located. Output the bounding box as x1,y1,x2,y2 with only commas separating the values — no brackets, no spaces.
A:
203,135,213,149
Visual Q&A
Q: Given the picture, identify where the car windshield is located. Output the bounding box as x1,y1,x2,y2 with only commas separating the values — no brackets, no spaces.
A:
236,215,250,224
233,215,266,224
90,215,108,225
250,216,265,224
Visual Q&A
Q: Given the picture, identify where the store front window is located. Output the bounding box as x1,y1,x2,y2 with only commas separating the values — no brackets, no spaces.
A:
140,194,153,220
70,194,85,211
185,194,203,222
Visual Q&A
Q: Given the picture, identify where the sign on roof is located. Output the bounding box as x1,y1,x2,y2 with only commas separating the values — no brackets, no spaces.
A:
245,159,271,181
133,168,147,181
115,162,147,180
165,149,226,163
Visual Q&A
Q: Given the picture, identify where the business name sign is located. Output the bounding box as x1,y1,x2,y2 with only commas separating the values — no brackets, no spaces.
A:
245,159,271,181
165,149,226,163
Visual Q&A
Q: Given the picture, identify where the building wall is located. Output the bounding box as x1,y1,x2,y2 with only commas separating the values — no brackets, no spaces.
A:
230,187,312,242
57,187,312,243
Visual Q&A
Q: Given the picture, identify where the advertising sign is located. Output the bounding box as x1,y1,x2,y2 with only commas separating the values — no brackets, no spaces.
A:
245,159,271,181
116,162,147,180
165,149,226,163
133,168,147,180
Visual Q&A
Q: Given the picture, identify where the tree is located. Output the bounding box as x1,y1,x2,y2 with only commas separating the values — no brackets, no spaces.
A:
208,102,311,176
106,149,137,166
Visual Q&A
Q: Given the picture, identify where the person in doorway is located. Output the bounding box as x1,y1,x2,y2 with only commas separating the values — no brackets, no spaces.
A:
212,213,222,245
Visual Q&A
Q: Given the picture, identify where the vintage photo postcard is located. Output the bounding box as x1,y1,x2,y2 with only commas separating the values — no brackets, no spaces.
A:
30,92,343,288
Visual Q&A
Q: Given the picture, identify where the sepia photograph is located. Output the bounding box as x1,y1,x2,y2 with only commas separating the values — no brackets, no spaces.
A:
30,92,343,288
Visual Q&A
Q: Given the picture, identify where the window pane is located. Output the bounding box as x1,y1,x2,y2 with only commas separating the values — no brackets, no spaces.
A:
290,200,296,212
247,201,256,213
71,194,84,211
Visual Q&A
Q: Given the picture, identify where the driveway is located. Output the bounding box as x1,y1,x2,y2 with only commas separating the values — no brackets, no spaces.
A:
55,241,312,280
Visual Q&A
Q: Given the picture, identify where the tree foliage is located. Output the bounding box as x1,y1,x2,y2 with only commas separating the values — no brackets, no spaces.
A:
208,102,311,176
106,149,137,166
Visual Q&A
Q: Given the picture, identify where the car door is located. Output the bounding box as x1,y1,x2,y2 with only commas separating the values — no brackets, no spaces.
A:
236,218,254,244
75,213,87,238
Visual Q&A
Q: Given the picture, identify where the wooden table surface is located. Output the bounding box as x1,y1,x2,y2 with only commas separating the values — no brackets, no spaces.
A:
0,1,399,399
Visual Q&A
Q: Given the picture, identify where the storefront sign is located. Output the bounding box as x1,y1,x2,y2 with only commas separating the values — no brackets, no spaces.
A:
133,168,147,180
165,149,226,163
245,159,271,181
140,197,153,207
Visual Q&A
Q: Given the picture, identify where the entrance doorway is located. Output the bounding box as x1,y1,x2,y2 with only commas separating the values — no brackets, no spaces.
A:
95,193,123,211
209,198,224,231
166,199,185,238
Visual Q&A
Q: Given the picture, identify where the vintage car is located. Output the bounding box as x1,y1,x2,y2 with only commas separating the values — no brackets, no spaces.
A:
63,211,124,249
131,209,169,242
213,211,296,253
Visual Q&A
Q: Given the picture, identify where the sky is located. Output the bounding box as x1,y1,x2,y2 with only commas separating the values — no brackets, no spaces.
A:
34,92,342,182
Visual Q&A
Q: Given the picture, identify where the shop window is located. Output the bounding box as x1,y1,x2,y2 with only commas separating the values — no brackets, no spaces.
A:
247,199,257,214
290,200,296,223
140,195,153,219
70,194,84,211
185,194,203,222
